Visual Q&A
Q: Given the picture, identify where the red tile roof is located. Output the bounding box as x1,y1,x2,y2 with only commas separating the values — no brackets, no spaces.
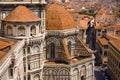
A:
4,5,40,22
46,3,75,30
0,40,12,50
96,8,106,15
78,19,90,30
110,39,120,51
97,36,108,45
0,51,5,60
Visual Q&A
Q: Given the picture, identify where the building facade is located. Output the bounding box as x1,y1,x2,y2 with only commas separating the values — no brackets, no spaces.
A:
0,1,95,80
107,39,120,80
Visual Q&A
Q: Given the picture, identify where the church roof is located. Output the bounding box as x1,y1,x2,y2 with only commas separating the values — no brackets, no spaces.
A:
4,5,40,22
46,3,75,30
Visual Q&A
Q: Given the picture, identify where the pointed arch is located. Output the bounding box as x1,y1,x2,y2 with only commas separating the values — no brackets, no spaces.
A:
66,36,75,57
87,63,93,80
73,68,79,80
46,37,60,46
59,69,69,80
81,65,86,80
34,74,40,80
46,37,60,60
43,69,57,80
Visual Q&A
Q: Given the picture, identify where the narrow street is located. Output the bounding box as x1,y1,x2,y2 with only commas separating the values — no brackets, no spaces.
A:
94,66,104,80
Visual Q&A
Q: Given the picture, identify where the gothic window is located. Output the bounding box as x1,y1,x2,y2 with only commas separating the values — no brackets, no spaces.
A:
81,76,85,80
73,69,79,80
81,66,86,80
59,69,69,80
8,65,14,79
68,41,71,55
27,47,30,53
87,64,93,80
28,74,31,80
34,74,40,80
18,26,25,36
31,26,36,36
44,69,56,80
28,64,30,70
33,45,40,53
7,26,13,36
50,43,55,59
23,48,26,55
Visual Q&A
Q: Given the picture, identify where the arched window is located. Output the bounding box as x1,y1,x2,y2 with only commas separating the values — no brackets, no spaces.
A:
59,69,69,80
43,69,56,80
34,74,40,80
31,26,36,36
18,26,25,36
32,45,40,53
7,26,13,36
73,69,79,80
50,43,55,59
9,65,14,79
68,41,71,55
87,64,93,80
81,66,86,80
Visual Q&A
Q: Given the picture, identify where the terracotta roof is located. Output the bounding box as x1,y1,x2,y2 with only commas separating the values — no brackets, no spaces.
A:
4,5,40,22
115,25,120,31
46,3,75,30
78,19,90,30
110,39,120,51
78,14,91,19
107,33,120,40
95,26,102,29
96,8,106,15
0,51,5,60
0,40,12,50
97,36,108,45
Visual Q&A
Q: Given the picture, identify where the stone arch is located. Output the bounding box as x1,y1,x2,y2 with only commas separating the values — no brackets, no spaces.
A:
80,65,86,80
58,69,69,80
73,68,79,80
34,74,40,80
6,25,13,36
32,44,40,53
46,37,60,46
18,26,25,36
66,36,75,44
46,37,60,59
87,63,93,80
66,36,75,57
30,25,36,36
43,69,57,80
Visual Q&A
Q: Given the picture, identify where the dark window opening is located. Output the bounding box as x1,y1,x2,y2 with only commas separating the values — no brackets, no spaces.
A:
50,43,55,59
81,76,85,80
28,64,30,70
9,65,14,79
27,47,30,53
68,41,71,55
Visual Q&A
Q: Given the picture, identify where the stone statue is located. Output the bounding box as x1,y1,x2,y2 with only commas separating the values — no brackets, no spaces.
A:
86,20,96,50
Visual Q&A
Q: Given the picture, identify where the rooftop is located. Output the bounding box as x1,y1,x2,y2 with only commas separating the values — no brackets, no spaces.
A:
46,3,75,30
110,39,120,51
4,5,40,22
97,36,108,45
0,37,17,62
